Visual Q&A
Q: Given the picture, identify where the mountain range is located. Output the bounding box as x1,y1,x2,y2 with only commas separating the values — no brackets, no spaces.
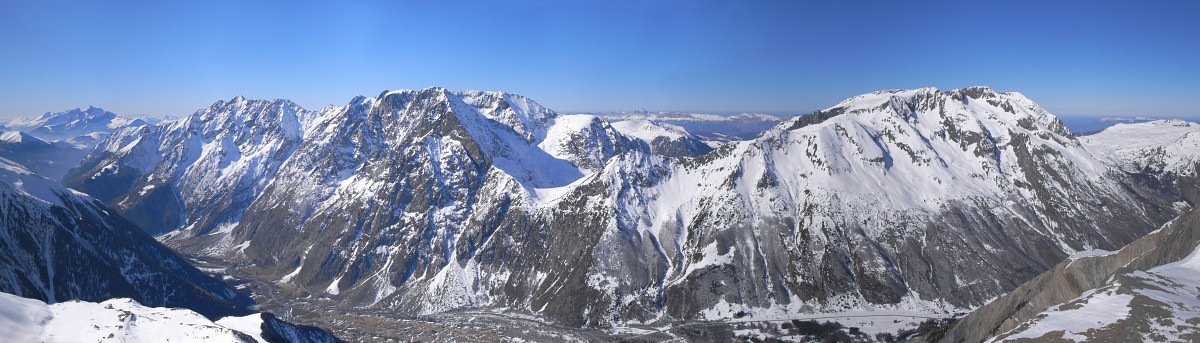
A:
0,153,348,341
44,86,1190,341
3,86,1198,341
591,110,791,142
1,106,161,147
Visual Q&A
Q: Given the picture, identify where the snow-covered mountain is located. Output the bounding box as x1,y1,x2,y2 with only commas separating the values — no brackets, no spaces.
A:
1081,118,1200,181
64,96,312,236
0,107,157,183
62,87,1182,333
0,157,253,319
2,106,153,146
0,291,342,343
0,131,87,181
519,86,1176,325
65,90,646,237
909,118,1200,342
609,119,714,156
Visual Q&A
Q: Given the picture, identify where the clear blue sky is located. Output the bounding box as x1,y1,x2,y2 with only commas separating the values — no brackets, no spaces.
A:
1,0,1197,120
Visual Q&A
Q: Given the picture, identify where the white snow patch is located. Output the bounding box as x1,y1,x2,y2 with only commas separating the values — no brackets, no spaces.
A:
684,242,735,277
0,292,265,343
1069,249,1117,260
996,287,1134,342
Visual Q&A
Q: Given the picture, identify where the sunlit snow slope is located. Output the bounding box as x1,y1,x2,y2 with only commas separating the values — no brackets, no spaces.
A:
0,291,340,343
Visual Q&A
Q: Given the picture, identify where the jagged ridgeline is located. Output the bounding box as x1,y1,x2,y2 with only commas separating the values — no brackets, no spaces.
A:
64,87,1182,328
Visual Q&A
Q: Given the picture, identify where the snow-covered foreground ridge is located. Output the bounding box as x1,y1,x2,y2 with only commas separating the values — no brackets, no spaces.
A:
64,86,1181,328
0,291,337,343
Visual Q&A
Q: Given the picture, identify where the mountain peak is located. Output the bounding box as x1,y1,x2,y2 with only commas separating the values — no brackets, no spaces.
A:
4,107,129,143
0,131,40,144
770,85,1085,185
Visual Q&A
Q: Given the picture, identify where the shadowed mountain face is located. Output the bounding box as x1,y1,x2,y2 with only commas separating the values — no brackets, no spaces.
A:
62,87,1184,329
0,131,87,181
0,157,253,319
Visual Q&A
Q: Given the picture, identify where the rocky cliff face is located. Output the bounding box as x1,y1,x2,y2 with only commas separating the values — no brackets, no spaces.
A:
0,157,252,319
929,204,1200,343
910,118,1200,343
64,97,309,236
62,87,1181,329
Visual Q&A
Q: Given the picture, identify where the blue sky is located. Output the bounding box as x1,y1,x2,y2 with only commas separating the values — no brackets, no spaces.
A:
1,0,1197,120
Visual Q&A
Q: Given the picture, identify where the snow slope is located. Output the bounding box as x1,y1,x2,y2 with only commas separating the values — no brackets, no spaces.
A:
610,120,690,141
609,119,714,157
1081,118,1200,178
0,291,341,343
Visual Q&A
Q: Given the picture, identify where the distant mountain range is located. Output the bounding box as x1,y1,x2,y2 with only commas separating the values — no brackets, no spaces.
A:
0,131,86,180
0,107,169,183
0,106,164,147
587,110,793,142
1058,115,1188,135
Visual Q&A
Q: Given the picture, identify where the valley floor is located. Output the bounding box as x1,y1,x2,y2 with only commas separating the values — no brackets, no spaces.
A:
191,254,946,342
